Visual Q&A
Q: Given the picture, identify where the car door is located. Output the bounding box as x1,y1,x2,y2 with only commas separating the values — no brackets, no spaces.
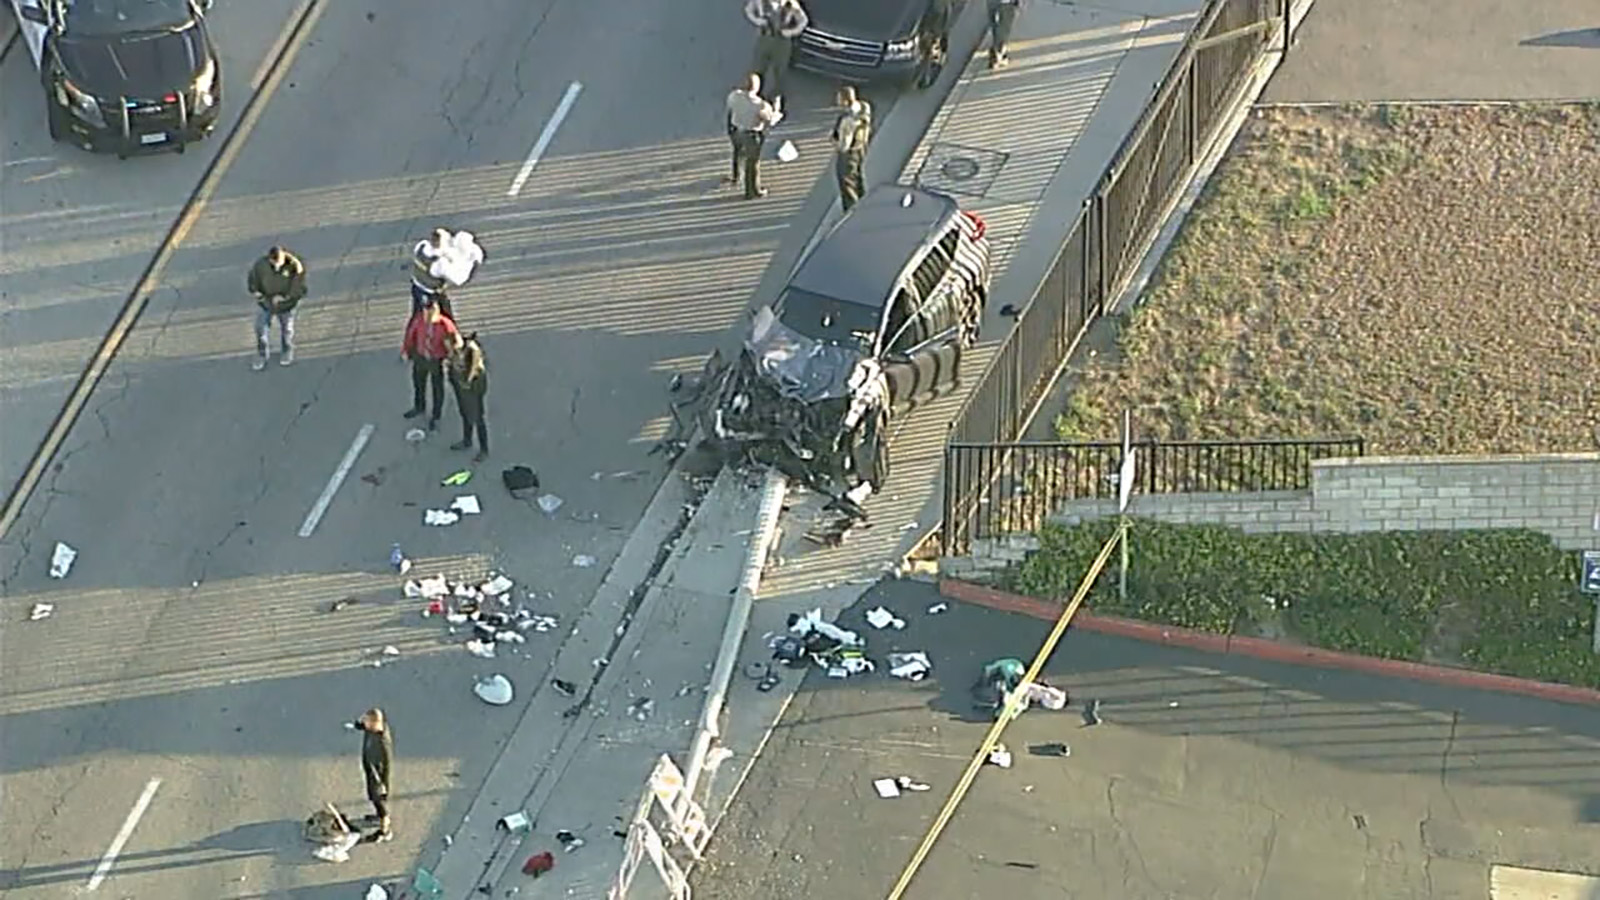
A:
12,0,50,67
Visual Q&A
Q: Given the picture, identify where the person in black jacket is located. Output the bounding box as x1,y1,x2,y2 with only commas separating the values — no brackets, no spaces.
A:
448,332,490,462
246,246,307,370
350,708,395,842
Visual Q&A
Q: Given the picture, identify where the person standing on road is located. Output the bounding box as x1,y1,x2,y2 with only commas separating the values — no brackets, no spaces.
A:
831,85,872,212
401,297,460,429
743,0,809,110
986,0,1023,68
411,229,455,319
725,73,782,200
246,246,307,371
349,708,395,842
447,331,490,462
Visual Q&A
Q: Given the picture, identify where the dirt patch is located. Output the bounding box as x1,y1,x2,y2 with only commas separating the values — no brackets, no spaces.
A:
1056,103,1600,452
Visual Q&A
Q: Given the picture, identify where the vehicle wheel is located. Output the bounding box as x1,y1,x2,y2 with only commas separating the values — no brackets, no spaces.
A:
46,95,66,143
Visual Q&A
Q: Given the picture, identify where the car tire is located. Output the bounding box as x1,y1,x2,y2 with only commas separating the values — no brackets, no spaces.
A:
45,93,66,143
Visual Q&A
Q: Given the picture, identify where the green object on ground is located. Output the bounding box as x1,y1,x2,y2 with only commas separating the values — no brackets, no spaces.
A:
984,658,1027,683
441,470,472,486
1011,520,1599,689
412,867,443,895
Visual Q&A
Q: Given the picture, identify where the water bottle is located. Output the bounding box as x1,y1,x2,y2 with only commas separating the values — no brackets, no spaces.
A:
390,543,411,574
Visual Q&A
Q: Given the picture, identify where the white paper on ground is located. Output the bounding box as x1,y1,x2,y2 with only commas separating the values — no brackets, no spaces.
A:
49,542,77,579
887,652,931,680
776,139,799,162
987,745,1013,768
29,602,54,621
365,885,390,900
419,575,449,599
1025,683,1068,710
572,554,596,568
789,607,862,647
865,606,905,630
424,509,460,526
466,639,496,659
450,495,481,515
311,832,361,863
872,778,900,799
536,493,564,514
481,574,514,596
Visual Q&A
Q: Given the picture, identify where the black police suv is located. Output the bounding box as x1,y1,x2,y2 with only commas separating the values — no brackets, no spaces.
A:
10,0,222,157
792,0,950,89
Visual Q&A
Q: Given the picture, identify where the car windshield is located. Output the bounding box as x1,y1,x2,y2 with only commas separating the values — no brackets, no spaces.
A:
778,288,881,352
61,0,192,36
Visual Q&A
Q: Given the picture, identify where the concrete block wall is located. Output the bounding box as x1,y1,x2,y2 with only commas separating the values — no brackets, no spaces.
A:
1309,454,1600,549
947,453,1600,570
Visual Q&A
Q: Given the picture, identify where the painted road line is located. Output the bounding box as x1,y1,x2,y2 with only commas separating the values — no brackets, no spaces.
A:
507,80,582,198
86,778,161,892
298,423,375,538
0,0,330,544
251,0,315,91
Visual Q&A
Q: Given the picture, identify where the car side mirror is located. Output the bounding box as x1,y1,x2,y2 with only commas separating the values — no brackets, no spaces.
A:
20,5,47,23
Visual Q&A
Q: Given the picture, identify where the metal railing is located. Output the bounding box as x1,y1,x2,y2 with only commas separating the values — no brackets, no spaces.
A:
944,0,1288,551
945,436,1364,553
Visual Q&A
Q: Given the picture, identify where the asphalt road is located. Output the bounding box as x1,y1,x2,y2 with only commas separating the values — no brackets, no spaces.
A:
0,1,897,896
694,581,1600,899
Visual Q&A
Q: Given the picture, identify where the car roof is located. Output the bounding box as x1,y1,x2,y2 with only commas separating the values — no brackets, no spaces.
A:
786,186,959,312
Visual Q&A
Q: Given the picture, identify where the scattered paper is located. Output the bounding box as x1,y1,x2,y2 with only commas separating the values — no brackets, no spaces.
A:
403,580,424,599
865,606,905,630
1024,683,1068,710
424,509,461,527
450,495,481,515
896,776,932,792
987,744,1013,768
536,493,564,514
872,778,901,799
29,602,54,621
789,607,862,647
312,832,361,863
572,554,596,568
474,674,514,705
466,639,497,659
419,575,449,600
49,542,77,579
381,645,400,657
365,885,390,900
776,139,799,162
481,574,514,596
886,652,932,681
926,602,948,615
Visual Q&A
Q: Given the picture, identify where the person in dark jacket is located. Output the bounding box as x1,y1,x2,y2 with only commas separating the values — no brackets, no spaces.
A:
350,708,394,841
246,246,307,370
987,0,1023,68
447,332,490,462
401,298,461,428
743,0,809,109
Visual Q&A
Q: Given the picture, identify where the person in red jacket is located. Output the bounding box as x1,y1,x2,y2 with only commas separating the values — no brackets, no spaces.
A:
401,297,460,428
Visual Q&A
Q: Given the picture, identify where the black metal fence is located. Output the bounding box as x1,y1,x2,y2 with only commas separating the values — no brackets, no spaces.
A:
945,437,1364,553
943,0,1290,553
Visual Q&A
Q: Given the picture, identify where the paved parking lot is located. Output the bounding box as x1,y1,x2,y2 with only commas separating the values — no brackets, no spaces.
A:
692,581,1600,899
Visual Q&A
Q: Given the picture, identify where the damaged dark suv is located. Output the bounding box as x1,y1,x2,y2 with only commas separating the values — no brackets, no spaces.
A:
689,186,991,506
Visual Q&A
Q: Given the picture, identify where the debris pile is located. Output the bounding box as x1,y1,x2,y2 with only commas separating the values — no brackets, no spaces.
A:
405,572,558,659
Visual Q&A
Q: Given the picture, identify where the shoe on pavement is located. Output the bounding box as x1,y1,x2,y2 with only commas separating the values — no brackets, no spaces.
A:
403,407,424,419
427,417,439,431
279,348,295,367
472,450,488,463
450,439,472,451
251,356,267,372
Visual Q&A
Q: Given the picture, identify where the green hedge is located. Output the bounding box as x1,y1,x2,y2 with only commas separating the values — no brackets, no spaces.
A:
1011,520,1600,689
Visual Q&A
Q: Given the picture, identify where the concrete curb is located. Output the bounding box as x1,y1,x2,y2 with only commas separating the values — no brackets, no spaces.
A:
939,579,1600,707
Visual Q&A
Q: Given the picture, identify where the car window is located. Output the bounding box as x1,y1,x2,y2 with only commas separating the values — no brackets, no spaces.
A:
885,288,928,355
778,288,879,352
909,239,952,302
61,0,192,35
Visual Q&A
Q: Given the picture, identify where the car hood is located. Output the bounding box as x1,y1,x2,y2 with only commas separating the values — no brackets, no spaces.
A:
57,27,205,100
744,307,866,405
804,0,923,41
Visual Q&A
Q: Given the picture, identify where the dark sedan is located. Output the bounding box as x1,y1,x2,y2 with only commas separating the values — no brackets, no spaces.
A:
792,0,950,89
11,0,222,158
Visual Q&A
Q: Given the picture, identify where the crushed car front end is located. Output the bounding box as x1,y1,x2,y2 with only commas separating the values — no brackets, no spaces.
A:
695,308,890,504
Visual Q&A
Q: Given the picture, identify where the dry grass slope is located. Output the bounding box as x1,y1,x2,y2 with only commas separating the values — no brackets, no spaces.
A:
1058,103,1600,453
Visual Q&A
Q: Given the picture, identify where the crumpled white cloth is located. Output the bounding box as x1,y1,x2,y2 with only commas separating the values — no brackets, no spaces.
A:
417,230,485,288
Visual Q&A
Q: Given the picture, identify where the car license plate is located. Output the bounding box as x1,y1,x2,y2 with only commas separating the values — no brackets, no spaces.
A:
139,132,168,145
